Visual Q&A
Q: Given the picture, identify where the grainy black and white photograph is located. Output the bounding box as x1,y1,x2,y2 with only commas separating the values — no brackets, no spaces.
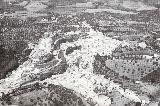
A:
0,0,160,106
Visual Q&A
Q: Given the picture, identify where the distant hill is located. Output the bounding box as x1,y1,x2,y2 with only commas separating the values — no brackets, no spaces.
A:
1,0,160,13
0,0,4,8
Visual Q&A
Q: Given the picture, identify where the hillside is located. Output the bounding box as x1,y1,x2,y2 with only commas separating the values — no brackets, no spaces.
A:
0,0,160,106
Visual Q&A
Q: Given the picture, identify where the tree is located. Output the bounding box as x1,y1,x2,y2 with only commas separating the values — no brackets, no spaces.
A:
139,10,152,32
92,1,104,9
